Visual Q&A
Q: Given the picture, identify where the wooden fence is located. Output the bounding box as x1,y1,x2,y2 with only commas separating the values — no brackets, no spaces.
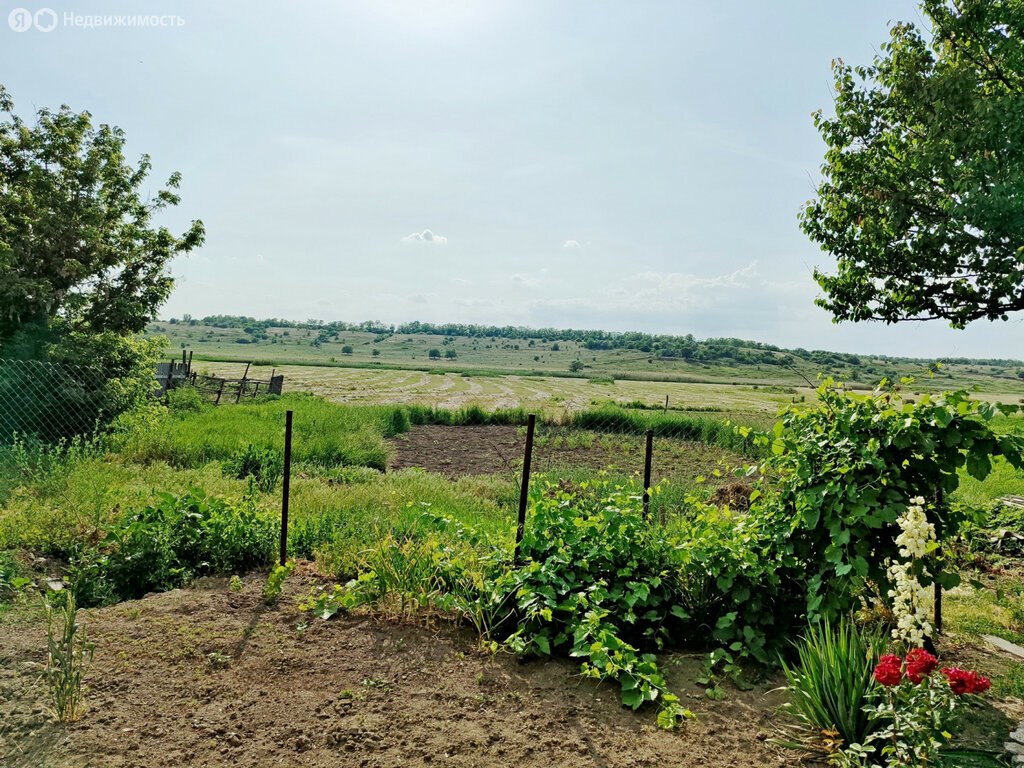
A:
157,354,284,403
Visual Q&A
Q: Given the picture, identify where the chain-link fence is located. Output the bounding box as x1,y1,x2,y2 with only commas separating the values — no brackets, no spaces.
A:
0,358,110,444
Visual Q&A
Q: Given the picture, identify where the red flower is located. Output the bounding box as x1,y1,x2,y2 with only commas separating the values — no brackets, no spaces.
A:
874,655,903,687
904,648,938,684
941,667,991,695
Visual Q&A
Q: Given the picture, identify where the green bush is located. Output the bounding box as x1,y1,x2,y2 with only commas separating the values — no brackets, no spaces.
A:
166,386,205,413
70,490,276,606
754,379,1024,622
668,498,802,667
506,481,692,727
222,443,283,492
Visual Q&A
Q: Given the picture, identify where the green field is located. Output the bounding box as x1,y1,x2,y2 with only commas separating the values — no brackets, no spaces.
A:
150,320,1024,394
193,359,797,427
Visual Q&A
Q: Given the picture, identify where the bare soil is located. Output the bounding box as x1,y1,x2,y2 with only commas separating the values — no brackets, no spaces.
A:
1,567,796,768
388,425,737,482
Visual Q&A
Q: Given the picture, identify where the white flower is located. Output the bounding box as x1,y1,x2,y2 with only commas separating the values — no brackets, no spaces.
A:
886,495,936,646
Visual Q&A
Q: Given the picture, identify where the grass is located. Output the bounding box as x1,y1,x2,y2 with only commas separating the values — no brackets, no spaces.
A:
150,321,1024,395
944,570,1024,699
118,392,407,471
954,457,1024,507
565,404,763,455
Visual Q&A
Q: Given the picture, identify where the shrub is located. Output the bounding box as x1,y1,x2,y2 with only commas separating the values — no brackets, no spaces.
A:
506,481,693,727
70,490,276,605
166,386,205,413
754,379,1024,622
222,443,283,492
668,498,802,667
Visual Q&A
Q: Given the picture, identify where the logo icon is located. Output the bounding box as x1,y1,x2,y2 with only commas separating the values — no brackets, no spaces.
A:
8,7,33,31
34,8,57,32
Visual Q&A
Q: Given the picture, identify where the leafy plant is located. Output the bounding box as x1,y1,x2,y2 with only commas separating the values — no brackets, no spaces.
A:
0,550,31,599
298,583,354,620
668,497,801,668
42,589,94,722
755,379,1024,622
223,443,283,492
506,481,693,727
70,490,276,606
780,617,887,756
262,561,294,605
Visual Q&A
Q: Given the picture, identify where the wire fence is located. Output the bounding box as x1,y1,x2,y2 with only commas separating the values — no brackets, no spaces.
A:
0,352,763,521
0,358,111,445
183,360,769,521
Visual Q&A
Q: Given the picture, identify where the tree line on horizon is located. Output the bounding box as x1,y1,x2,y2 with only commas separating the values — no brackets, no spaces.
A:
159,314,1024,371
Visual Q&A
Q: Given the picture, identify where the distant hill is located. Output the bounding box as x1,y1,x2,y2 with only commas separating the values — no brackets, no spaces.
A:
149,315,1024,392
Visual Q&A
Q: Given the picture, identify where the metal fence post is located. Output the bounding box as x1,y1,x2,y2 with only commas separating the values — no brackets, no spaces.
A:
642,429,654,521
280,410,293,567
513,414,537,567
933,489,944,634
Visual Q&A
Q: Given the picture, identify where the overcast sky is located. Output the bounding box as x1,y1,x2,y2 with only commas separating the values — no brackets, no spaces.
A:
4,0,1022,359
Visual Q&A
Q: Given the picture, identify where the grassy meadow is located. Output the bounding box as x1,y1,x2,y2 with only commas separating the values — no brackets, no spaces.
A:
150,320,1024,395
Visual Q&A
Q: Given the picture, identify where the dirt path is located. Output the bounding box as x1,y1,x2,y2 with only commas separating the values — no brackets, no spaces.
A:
0,569,792,768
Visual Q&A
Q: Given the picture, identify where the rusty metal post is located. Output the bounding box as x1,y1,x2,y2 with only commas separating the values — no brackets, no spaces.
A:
642,429,654,521
280,410,293,566
513,414,537,567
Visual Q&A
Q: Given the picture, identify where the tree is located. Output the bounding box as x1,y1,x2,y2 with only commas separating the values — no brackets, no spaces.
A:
428,348,441,359
444,349,457,359
0,85,205,345
341,345,353,354
569,360,585,373
801,1,1024,328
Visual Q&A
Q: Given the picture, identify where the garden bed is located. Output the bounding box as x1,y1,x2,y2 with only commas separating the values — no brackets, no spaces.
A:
1,567,792,768
387,424,740,482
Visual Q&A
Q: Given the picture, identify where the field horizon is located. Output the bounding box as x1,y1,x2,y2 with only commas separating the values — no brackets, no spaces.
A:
149,315,1024,397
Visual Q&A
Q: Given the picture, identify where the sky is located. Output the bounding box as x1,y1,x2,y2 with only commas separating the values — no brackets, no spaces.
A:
3,0,1023,359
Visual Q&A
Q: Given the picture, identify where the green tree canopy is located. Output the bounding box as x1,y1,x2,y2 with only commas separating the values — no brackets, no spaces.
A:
802,1,1024,328
0,85,204,345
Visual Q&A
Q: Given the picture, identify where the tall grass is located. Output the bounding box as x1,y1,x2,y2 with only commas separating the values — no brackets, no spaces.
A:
288,471,516,578
119,393,405,470
404,404,530,426
565,405,763,455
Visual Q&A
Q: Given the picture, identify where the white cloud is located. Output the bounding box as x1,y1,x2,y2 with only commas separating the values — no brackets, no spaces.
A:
530,262,772,317
510,272,543,289
562,239,581,249
402,229,448,244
